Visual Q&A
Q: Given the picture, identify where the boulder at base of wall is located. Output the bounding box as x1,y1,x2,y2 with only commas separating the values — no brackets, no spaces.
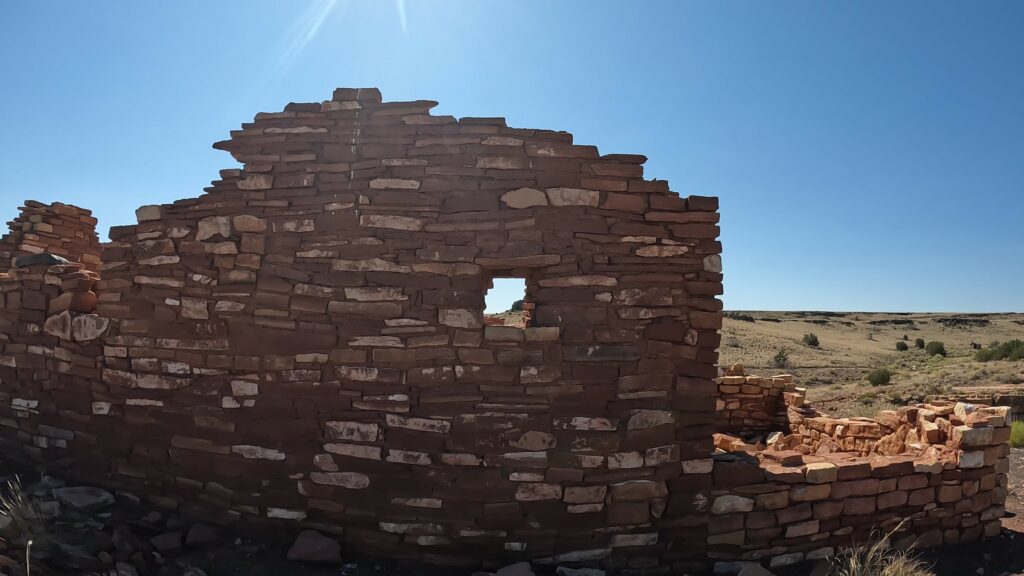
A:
287,530,342,564
52,486,115,512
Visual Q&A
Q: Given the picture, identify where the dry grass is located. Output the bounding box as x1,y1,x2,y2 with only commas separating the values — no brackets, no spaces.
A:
1010,421,1024,448
1,477,41,539
831,525,934,576
1,477,47,575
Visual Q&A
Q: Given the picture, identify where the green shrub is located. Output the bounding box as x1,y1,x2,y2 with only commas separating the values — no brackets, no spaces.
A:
915,338,925,349
925,341,947,357
866,368,892,386
509,299,524,312
895,341,909,351
772,349,789,369
976,339,1024,362
802,333,820,347
1011,421,1024,448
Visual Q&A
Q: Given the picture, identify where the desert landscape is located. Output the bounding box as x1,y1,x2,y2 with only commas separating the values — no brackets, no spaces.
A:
718,311,1024,417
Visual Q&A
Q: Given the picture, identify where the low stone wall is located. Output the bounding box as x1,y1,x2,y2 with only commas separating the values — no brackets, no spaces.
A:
715,365,800,435
929,390,1024,419
709,366,1010,571
708,447,1006,570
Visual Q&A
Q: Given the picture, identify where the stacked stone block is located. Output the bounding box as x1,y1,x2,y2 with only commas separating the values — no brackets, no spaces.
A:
715,364,798,434
0,88,723,570
0,201,101,271
928,390,1024,420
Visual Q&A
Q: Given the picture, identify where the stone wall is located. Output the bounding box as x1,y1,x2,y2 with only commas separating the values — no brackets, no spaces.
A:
708,366,1009,572
715,365,800,435
0,200,101,271
929,389,1024,419
0,88,724,571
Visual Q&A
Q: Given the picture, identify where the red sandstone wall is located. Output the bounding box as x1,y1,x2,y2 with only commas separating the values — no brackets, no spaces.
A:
0,201,101,270
708,365,1008,569
715,365,798,434
0,88,723,570
707,404,1009,569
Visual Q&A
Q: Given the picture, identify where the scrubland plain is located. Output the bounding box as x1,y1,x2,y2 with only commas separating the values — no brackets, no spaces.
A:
718,311,1024,417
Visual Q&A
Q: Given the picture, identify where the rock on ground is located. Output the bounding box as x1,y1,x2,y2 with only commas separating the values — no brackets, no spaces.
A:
150,531,183,553
556,568,606,576
496,562,536,576
185,523,218,547
52,486,115,511
287,530,342,564
738,564,778,576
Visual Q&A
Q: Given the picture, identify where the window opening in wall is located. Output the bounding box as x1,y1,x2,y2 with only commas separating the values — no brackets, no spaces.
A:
484,277,528,328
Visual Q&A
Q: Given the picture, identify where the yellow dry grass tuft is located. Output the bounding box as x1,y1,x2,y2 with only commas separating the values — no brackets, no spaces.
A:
831,524,934,576
1,477,45,575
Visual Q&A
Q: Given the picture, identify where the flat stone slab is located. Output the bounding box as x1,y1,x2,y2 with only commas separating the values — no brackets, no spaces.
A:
13,252,70,267
52,486,115,511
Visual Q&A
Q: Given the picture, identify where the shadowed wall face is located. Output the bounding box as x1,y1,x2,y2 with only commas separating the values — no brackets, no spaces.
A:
0,88,724,567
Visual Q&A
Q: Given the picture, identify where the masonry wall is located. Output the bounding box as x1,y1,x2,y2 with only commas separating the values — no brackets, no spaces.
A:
715,364,797,435
0,88,724,571
0,201,101,271
709,366,1009,570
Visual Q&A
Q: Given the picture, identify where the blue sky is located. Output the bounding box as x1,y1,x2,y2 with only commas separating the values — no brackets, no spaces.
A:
1,1,1021,312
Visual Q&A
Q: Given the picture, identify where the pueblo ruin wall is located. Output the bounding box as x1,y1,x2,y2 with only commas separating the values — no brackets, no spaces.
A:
0,89,1006,573
0,88,724,570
